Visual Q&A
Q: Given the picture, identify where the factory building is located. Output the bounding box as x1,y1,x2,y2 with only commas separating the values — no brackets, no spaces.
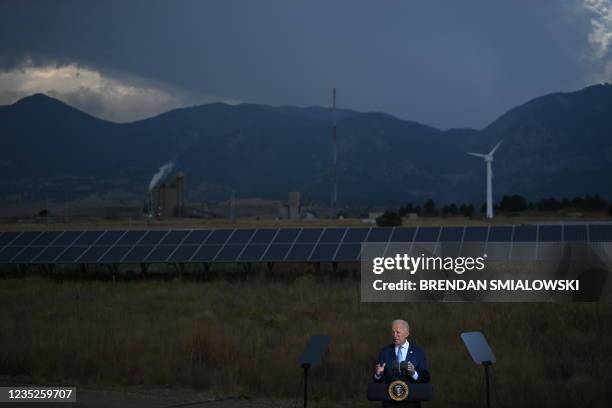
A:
278,191,302,219
151,172,185,218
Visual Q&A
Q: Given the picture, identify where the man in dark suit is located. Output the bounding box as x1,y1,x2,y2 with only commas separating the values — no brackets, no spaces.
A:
373,320,430,407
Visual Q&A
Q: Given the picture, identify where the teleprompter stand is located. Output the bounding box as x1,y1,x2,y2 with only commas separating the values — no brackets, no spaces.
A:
298,335,330,408
461,331,496,408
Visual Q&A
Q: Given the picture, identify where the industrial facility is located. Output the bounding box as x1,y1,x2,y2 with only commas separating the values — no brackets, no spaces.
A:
150,172,185,218
278,191,302,220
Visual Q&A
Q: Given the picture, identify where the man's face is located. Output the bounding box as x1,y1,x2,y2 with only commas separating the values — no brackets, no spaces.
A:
391,322,409,345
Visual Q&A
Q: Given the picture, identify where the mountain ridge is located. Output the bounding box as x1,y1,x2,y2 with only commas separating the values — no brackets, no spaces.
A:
1,85,611,205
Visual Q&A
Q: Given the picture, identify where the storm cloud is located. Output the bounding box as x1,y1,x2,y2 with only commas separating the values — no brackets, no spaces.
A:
0,1,609,128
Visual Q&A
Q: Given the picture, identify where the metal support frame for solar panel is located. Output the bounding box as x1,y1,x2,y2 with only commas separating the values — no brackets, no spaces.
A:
1,225,610,277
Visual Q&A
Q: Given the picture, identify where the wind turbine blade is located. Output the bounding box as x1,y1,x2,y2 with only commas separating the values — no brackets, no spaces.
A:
467,152,487,159
488,140,502,156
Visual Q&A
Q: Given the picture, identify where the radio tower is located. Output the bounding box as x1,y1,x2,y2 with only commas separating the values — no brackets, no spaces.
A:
332,87,338,208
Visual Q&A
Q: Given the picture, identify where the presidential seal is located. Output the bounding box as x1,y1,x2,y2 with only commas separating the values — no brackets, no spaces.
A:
388,380,409,401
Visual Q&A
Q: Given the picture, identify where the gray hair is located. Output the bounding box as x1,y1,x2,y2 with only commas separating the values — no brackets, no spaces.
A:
391,319,410,331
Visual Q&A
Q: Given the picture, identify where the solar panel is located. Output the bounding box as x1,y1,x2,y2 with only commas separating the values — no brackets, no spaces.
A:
101,246,132,263
366,228,393,242
511,225,537,260
463,227,488,242
97,231,126,245
73,231,104,246
0,225,599,266
12,232,42,246
238,244,268,262
146,246,176,263
12,246,45,263
286,244,316,261
513,226,537,242
488,226,512,242
588,225,612,242
183,230,211,245
563,225,587,242
117,230,146,245
414,227,440,242
0,232,20,246
439,227,464,242
250,229,277,244
262,244,292,261
54,231,84,246
390,228,416,242
538,225,562,242
214,245,245,261
123,246,155,262
56,246,89,263
193,245,222,261
343,228,370,242
34,246,67,263
319,228,346,243
79,246,110,263
167,245,199,262
31,231,62,246
0,246,25,263
309,243,340,261
334,243,360,261
205,229,233,244
160,230,190,245
227,229,255,244
139,230,168,245
296,229,323,243
273,228,300,243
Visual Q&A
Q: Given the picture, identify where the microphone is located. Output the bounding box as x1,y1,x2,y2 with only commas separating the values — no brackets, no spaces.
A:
391,360,400,379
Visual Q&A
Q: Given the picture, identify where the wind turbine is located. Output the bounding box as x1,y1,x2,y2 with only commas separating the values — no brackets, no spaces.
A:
467,141,502,219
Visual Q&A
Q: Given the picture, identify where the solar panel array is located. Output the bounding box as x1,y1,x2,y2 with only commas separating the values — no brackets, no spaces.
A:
0,225,610,265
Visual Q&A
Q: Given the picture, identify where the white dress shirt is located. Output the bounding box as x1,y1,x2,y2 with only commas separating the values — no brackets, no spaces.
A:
396,341,419,381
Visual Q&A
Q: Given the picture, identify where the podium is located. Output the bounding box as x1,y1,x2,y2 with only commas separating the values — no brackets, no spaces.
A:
367,382,433,403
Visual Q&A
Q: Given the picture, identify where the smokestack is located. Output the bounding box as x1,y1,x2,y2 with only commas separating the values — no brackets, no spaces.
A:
332,87,338,208
149,161,175,191
175,172,185,217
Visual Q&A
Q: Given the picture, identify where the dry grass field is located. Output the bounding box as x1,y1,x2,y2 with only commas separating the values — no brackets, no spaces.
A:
1,215,611,406
1,211,610,232
0,273,610,407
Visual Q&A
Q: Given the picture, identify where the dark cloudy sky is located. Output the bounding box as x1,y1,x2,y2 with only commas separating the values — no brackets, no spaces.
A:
1,0,611,128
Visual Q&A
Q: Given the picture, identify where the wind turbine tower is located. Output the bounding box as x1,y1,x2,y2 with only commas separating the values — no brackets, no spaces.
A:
467,141,502,219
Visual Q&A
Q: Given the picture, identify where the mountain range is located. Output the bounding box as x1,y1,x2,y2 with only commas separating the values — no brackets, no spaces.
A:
1,84,612,207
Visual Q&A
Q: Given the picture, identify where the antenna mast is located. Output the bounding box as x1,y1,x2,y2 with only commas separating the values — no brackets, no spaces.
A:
332,87,338,208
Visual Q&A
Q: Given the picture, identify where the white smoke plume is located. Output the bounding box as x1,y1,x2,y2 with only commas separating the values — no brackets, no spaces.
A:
149,161,175,191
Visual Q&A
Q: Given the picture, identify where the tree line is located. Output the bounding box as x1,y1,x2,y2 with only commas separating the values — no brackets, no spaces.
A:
377,194,612,226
